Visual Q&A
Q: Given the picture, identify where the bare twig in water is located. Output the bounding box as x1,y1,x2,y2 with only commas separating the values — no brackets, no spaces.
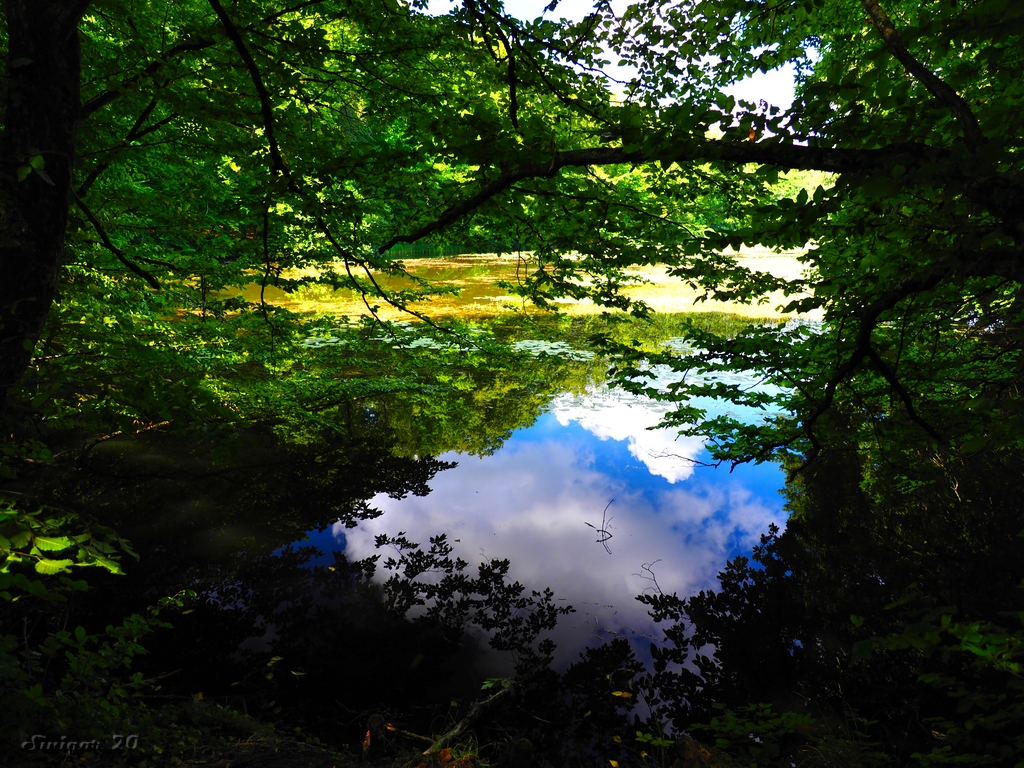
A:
585,499,614,555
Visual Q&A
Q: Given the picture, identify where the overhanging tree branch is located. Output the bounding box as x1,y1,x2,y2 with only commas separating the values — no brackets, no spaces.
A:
212,0,378,328
205,0,463,333
792,271,946,468
377,141,943,254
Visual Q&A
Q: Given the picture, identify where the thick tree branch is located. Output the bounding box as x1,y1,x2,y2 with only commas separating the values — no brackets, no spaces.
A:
423,683,519,756
377,141,938,254
860,0,985,152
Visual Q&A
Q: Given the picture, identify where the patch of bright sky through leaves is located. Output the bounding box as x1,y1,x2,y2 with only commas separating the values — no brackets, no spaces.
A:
425,0,797,112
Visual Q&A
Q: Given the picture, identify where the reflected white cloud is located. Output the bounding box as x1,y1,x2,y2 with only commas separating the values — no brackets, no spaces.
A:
551,388,706,483
338,404,787,668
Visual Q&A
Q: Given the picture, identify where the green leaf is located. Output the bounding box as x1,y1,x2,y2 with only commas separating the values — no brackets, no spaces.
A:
82,553,123,574
33,535,72,552
34,558,75,575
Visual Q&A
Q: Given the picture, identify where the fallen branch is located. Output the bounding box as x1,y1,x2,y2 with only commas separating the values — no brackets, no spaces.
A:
424,683,519,756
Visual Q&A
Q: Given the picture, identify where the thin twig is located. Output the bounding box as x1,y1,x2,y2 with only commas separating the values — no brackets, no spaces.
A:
71,189,161,289
585,499,615,554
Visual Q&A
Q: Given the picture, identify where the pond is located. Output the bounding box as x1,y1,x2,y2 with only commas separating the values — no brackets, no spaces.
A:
300,353,788,673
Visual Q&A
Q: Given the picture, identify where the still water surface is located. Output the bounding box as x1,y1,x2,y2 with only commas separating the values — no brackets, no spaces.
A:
301,364,788,669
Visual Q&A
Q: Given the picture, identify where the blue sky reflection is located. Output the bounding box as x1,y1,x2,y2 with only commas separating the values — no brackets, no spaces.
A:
335,384,788,668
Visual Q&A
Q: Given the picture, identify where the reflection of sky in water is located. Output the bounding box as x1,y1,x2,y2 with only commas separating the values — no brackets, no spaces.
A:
308,377,788,669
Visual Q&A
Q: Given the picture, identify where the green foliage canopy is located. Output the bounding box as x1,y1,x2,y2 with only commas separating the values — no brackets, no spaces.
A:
1,0,1020,472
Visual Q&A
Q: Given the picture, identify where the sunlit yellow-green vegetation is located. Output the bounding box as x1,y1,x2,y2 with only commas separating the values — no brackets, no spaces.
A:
225,165,828,323
227,246,809,322
763,168,834,201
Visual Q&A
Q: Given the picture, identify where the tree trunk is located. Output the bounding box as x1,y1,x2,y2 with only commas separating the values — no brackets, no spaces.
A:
0,1,87,424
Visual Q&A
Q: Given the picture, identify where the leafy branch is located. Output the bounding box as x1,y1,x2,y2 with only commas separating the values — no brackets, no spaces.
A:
0,496,137,599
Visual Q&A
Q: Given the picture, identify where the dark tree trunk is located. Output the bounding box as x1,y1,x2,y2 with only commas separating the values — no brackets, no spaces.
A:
0,1,88,423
